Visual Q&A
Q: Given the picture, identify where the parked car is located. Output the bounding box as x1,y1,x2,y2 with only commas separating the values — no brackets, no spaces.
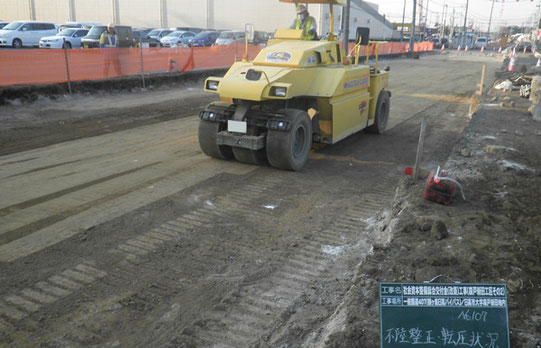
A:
80,25,106,48
0,21,58,48
147,28,172,41
252,30,269,45
176,27,204,34
475,37,488,49
189,30,220,47
39,28,89,49
215,30,245,46
179,32,199,46
81,25,134,48
430,37,448,49
515,41,532,52
133,28,160,47
133,28,153,40
160,30,195,47
60,22,102,30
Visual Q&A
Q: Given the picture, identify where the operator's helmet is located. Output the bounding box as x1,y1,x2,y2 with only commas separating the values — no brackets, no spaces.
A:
296,4,308,14
107,23,115,29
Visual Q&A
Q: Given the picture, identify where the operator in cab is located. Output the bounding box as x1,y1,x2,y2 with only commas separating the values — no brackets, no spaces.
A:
289,4,317,40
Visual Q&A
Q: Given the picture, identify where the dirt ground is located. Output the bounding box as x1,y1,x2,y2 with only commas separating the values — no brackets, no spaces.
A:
321,60,541,348
0,72,222,156
1,53,538,347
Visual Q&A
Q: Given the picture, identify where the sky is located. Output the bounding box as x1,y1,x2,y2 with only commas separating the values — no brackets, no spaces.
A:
373,0,540,32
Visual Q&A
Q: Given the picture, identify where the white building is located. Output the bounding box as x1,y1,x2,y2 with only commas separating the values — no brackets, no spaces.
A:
0,0,397,40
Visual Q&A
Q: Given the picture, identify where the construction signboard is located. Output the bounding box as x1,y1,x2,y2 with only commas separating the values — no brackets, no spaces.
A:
379,282,510,348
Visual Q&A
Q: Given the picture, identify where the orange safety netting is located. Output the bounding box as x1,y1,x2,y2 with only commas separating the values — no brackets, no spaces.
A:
0,42,432,87
347,41,434,56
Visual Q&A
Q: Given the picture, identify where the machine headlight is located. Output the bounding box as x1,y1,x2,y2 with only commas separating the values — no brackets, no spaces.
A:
272,87,287,97
207,80,219,91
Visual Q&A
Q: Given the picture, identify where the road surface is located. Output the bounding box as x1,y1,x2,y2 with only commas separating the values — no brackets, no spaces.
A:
0,54,501,347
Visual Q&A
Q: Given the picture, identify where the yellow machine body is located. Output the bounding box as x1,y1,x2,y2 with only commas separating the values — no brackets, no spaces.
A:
205,34,389,144
198,0,391,170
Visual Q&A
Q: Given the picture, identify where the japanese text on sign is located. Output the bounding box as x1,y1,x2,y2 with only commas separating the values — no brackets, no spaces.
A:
379,283,509,348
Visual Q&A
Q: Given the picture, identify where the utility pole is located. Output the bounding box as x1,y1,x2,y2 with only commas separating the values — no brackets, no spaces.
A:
425,0,430,38
418,0,423,34
442,4,448,37
487,0,495,39
342,0,350,52
462,0,469,46
450,8,455,45
401,0,407,43
411,0,417,53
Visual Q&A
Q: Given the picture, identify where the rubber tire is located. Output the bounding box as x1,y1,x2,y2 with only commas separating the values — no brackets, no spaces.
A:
232,126,268,166
63,41,72,49
199,119,234,160
12,39,22,49
266,109,312,171
366,90,390,134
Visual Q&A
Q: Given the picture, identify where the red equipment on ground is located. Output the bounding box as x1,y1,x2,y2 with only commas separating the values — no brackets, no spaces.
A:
424,168,457,205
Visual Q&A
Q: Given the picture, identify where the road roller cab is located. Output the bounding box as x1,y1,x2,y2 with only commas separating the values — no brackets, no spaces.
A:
198,0,391,170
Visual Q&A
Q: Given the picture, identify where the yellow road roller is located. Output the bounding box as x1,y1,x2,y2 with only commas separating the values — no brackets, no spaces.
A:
198,0,391,171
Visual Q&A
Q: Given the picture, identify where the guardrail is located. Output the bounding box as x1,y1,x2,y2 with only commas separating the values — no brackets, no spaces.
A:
0,42,433,88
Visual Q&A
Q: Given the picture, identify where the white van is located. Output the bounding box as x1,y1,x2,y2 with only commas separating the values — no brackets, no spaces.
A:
0,21,58,48
476,37,488,49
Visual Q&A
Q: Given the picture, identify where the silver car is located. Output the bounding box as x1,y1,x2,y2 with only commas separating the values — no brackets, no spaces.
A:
39,28,89,49
215,30,245,46
160,31,195,47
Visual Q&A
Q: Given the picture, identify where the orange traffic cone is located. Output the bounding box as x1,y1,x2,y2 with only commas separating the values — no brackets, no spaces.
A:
441,44,445,51
508,53,519,72
481,46,484,53
523,47,527,54
457,45,461,51
465,46,469,52
498,46,502,53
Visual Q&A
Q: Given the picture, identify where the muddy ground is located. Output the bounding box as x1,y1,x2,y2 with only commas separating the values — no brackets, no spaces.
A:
322,64,541,347
0,53,539,347
0,70,224,156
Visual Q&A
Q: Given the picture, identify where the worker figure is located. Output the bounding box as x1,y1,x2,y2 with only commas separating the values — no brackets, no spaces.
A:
100,23,122,77
289,4,317,40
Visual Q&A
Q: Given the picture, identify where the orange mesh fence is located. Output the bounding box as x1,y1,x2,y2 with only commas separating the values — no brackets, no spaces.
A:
347,41,433,56
142,47,193,73
0,49,69,86
67,48,142,81
0,42,432,88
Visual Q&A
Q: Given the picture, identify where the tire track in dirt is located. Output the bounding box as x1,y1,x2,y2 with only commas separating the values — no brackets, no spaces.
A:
0,162,161,219
0,260,107,341
158,171,400,348
0,174,286,346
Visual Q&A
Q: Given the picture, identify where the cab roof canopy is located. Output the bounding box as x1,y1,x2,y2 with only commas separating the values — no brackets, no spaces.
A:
279,0,347,5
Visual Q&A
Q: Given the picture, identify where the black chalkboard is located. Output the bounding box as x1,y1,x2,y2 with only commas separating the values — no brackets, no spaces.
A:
379,282,510,348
